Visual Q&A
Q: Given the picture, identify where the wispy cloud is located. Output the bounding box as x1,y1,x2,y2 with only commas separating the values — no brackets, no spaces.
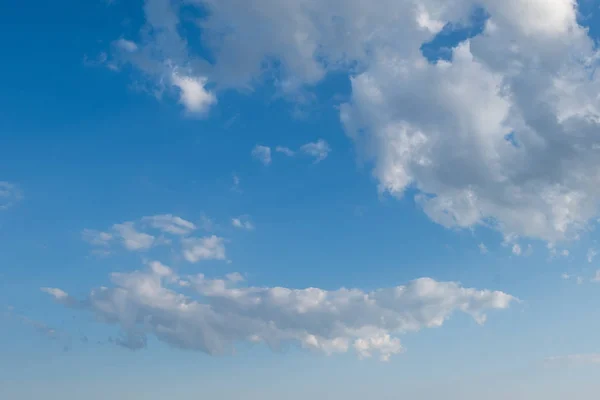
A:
142,214,196,235
300,139,331,163
275,146,295,157
588,248,597,263
114,38,138,53
82,229,113,247
0,181,22,210
512,244,521,256
4,306,73,350
231,216,254,231
252,145,272,165
478,243,488,254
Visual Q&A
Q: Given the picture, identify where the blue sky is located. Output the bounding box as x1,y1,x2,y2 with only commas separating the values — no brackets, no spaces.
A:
2,1,600,399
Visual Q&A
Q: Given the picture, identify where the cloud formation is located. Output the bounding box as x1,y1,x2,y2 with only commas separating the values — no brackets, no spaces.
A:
104,0,600,242
114,38,138,53
182,236,227,263
275,146,295,157
113,222,156,251
478,243,488,254
231,216,254,231
142,214,197,235
82,229,113,247
43,262,516,361
300,139,332,163
252,145,272,165
171,72,216,116
83,216,226,263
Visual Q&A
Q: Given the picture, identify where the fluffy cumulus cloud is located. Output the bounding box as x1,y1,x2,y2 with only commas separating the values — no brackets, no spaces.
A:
43,262,516,361
113,222,156,251
182,235,227,262
83,223,155,252
171,72,216,116
0,181,22,210
106,0,600,243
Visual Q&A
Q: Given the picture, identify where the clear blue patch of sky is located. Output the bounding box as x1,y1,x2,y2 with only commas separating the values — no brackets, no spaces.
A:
420,7,489,63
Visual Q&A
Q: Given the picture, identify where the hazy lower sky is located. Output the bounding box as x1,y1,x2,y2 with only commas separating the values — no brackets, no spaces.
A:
2,0,600,399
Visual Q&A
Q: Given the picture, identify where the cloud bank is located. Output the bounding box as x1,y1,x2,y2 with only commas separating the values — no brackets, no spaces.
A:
43,261,516,361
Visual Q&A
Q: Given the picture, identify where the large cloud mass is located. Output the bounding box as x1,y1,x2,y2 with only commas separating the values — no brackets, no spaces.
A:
43,261,515,360
111,0,600,242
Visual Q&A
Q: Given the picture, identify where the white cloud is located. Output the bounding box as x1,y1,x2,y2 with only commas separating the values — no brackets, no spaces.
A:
252,145,272,165
105,0,600,242
142,214,196,235
300,139,331,163
112,222,155,251
478,243,488,254
43,263,516,361
275,146,295,157
0,181,22,210
587,248,597,263
182,236,227,263
114,38,138,52
336,2,599,243
231,174,241,192
512,244,522,256
547,242,558,258
41,287,78,308
561,272,587,284
591,270,600,283
41,287,70,302
231,217,254,231
82,229,113,246
148,260,173,277
171,73,216,116
86,216,200,253
225,272,244,283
